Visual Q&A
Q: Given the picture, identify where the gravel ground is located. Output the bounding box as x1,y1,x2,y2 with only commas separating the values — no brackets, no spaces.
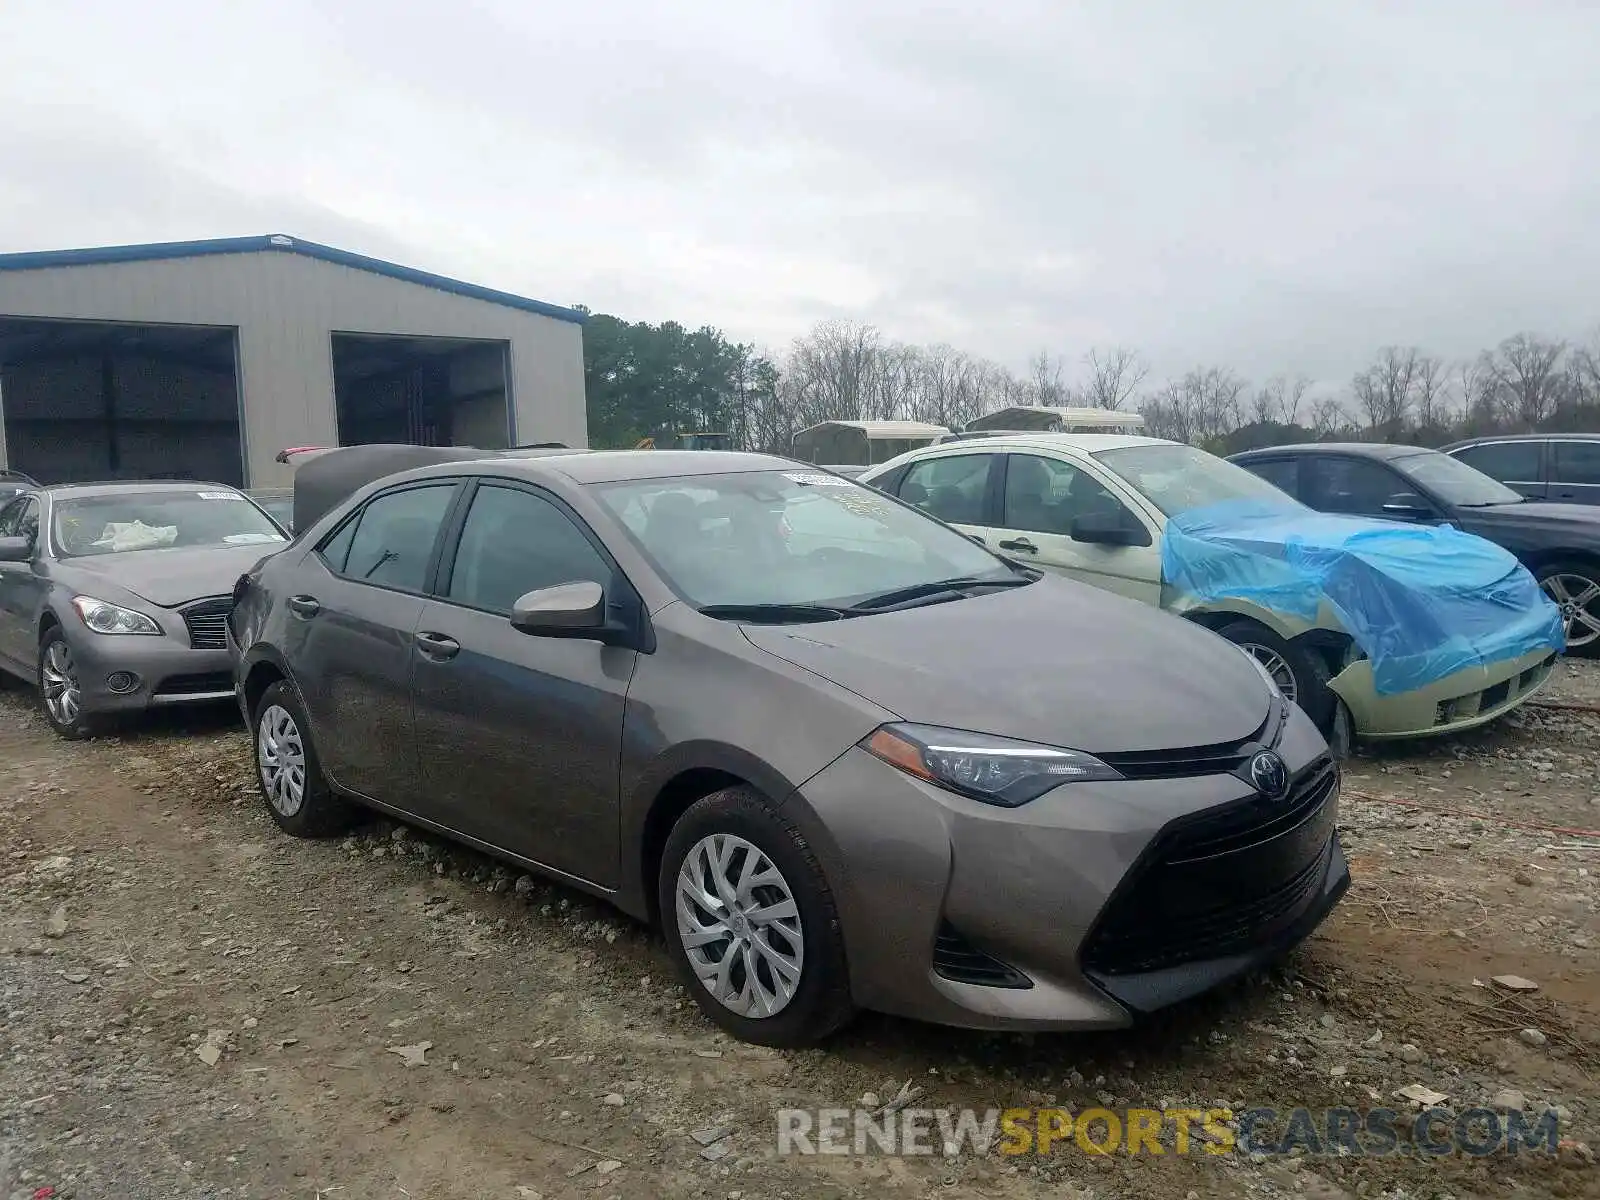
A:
1,662,1597,1200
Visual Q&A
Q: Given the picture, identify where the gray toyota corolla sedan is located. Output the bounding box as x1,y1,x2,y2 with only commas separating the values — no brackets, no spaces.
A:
229,448,1347,1046
0,481,287,738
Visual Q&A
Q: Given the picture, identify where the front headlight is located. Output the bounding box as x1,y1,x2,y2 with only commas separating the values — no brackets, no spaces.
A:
71,596,163,636
861,722,1122,807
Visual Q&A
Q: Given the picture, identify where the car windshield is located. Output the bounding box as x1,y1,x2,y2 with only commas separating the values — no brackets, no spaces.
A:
1094,443,1301,517
1391,450,1524,507
52,489,289,558
593,469,1018,611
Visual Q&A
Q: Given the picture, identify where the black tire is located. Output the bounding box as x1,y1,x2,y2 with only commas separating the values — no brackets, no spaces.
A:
1535,558,1600,659
250,680,355,837
1215,619,1338,733
658,786,854,1048
37,626,102,741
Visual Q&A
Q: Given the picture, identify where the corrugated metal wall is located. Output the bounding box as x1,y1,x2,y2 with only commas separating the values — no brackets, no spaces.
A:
0,250,587,485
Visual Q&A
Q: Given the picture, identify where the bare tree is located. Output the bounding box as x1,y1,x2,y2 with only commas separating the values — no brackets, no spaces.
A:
1352,346,1423,434
1485,332,1567,428
1081,346,1149,411
1028,350,1068,407
1563,328,1600,410
1411,354,1449,432
1250,375,1310,427
1309,396,1349,439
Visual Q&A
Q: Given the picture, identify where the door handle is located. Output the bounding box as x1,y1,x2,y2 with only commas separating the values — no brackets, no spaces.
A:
414,631,461,661
997,537,1038,553
287,595,321,618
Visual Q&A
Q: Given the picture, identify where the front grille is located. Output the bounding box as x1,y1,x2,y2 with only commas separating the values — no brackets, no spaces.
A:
1098,710,1278,781
1081,757,1338,976
932,923,1032,989
153,672,234,697
1434,653,1557,725
181,597,233,650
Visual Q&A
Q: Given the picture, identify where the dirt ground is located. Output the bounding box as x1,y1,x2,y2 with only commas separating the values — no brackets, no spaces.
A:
2,663,1597,1200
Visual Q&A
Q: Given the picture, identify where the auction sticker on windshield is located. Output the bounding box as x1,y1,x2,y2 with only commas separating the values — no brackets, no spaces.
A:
783,472,853,487
198,491,244,500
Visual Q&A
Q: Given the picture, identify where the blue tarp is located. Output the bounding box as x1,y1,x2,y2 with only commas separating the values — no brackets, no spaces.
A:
1161,499,1565,696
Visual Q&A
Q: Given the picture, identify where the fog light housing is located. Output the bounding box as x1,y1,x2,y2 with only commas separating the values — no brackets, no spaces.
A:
105,671,140,694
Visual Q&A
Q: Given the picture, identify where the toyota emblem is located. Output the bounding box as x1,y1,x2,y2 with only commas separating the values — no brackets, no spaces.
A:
1249,750,1290,799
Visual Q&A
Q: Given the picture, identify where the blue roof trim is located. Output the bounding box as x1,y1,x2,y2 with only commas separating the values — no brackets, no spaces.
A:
0,234,587,325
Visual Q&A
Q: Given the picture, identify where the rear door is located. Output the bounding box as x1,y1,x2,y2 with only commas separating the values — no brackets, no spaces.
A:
986,452,1161,605
408,481,636,886
1451,441,1547,500
284,480,461,805
1549,440,1600,506
889,451,998,544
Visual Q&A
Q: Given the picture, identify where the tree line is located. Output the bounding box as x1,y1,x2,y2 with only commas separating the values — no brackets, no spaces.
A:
581,307,1600,455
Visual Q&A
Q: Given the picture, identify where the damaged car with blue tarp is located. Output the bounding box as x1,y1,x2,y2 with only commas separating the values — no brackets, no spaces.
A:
860,435,1566,752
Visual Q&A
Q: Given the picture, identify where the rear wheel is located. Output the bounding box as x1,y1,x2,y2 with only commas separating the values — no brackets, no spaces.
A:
1536,560,1600,658
1215,619,1339,735
658,786,854,1047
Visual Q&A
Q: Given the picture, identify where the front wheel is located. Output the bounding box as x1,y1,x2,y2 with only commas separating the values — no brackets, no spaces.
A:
252,680,355,837
658,787,854,1047
38,626,100,740
1215,619,1340,735
1536,560,1600,658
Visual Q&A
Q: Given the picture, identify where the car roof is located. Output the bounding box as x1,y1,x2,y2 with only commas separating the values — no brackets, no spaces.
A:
895,432,1174,455
1232,442,1432,461
1442,431,1600,450
38,480,245,498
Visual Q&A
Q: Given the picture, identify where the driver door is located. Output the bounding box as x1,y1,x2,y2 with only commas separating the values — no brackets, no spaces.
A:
0,496,42,671
986,453,1162,605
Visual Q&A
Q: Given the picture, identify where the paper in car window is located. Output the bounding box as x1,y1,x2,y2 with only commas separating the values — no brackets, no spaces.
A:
783,472,852,487
224,533,284,545
198,491,242,500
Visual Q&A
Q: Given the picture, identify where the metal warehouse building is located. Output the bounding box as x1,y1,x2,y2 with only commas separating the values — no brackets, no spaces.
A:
0,235,588,488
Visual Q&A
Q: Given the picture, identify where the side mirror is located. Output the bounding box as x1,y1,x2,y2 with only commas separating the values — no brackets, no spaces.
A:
0,535,32,562
510,580,606,637
1381,492,1434,520
1070,512,1147,547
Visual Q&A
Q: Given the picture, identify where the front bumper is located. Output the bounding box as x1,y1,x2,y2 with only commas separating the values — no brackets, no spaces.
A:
1331,646,1556,740
788,705,1346,1031
70,630,236,715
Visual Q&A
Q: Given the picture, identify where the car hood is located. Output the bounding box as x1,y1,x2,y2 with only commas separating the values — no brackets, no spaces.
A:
740,577,1273,754
1456,501,1600,534
55,543,285,607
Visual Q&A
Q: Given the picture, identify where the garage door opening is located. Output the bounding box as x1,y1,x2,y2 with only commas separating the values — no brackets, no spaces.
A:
0,317,243,485
331,334,512,451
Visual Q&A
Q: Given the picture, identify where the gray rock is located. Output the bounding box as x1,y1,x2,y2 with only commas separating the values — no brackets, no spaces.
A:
1492,1088,1527,1114
1518,1028,1548,1047
44,903,67,938
1398,1043,1424,1064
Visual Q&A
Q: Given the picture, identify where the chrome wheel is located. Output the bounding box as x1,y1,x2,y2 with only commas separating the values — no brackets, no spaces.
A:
1241,642,1298,704
675,833,804,1018
41,640,81,725
1541,572,1600,650
257,704,307,818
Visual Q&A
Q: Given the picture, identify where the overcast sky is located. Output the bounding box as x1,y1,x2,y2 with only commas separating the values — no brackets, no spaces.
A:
3,0,1598,386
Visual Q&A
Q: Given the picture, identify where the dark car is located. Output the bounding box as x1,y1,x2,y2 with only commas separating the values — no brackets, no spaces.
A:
247,488,295,533
0,481,290,736
0,468,40,505
230,446,1344,1047
1230,443,1600,655
1440,433,1600,507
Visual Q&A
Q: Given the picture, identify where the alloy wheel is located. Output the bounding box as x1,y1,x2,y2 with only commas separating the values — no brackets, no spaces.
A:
1540,573,1600,650
257,704,308,817
1240,642,1299,704
41,640,81,726
675,833,805,1018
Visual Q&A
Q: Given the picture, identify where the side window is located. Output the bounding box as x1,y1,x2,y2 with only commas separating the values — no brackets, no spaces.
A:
1243,458,1300,498
17,498,39,547
336,484,457,592
1303,458,1407,516
1552,441,1600,486
898,454,990,524
1456,441,1542,483
316,517,358,574
447,485,612,614
1002,454,1148,543
0,497,22,538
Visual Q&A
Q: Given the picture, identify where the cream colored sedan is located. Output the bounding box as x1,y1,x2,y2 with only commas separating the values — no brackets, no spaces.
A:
861,434,1559,751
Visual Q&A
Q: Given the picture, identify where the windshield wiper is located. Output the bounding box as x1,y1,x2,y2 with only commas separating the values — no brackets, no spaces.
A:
697,603,850,624
847,574,1034,612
